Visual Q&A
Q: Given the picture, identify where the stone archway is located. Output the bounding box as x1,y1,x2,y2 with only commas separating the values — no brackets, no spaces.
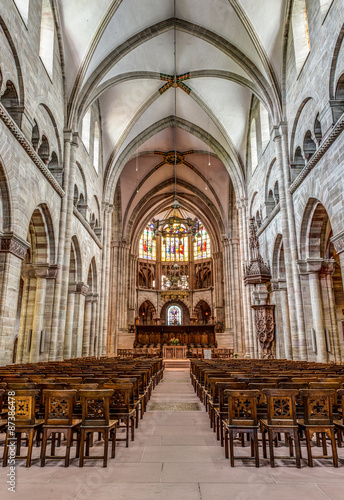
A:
194,300,212,324
160,300,190,326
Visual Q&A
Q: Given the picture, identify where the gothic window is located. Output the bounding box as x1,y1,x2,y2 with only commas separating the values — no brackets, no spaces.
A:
260,103,270,150
39,0,54,78
139,224,156,260
292,0,310,73
250,118,258,172
162,229,188,262
13,0,30,24
93,122,100,172
193,224,211,260
82,109,91,151
168,305,182,326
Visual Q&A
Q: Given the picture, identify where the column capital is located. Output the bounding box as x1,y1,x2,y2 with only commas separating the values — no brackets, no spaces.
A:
236,198,248,210
306,258,324,274
32,263,59,279
331,229,344,255
74,281,89,296
0,232,30,260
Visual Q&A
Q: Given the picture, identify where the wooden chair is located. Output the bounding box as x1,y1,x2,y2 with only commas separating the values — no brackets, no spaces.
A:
335,388,344,447
0,389,6,431
260,389,301,468
40,389,81,467
223,389,260,467
78,389,118,467
298,388,338,467
108,384,136,447
3,389,43,467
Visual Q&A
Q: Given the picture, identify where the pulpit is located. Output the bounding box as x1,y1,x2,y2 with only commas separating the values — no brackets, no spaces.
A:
163,346,187,359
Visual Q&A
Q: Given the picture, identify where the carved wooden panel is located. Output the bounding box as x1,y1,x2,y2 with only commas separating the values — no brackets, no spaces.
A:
86,399,106,419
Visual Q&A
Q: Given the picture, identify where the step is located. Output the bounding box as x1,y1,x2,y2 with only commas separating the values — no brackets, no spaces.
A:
164,359,191,369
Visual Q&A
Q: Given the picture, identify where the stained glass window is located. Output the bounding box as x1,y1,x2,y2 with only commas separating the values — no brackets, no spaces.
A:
161,232,188,261
139,224,156,260
168,305,182,326
194,224,211,260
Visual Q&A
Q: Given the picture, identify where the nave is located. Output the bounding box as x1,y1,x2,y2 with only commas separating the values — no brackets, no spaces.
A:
2,365,344,500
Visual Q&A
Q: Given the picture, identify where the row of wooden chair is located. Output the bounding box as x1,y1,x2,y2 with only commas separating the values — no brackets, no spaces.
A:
0,356,164,467
191,359,344,468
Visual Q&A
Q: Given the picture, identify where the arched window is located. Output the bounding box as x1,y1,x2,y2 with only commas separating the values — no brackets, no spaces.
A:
250,119,258,173
161,227,188,262
260,103,270,150
139,224,156,260
168,305,182,326
39,0,54,78
82,109,91,151
93,122,100,172
292,0,310,73
13,0,30,24
194,223,211,260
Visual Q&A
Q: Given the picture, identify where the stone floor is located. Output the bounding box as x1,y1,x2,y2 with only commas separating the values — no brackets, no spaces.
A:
1,368,344,499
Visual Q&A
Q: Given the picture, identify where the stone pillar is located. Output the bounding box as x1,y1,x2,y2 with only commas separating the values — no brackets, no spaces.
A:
331,230,344,290
322,261,341,362
232,238,244,354
90,295,98,356
16,276,30,363
30,271,47,363
82,294,93,356
63,285,76,359
73,282,88,357
279,280,293,359
279,124,307,359
0,234,30,365
307,259,327,363
50,131,78,361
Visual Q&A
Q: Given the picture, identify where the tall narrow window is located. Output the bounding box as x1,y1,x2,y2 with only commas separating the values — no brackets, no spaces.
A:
260,103,270,150
193,224,211,260
250,119,258,173
82,109,91,151
93,122,100,172
161,229,188,262
139,224,156,260
292,0,310,73
14,0,30,24
168,305,182,326
39,0,54,78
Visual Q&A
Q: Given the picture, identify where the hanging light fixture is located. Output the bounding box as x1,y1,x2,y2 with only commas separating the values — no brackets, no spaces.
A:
152,0,200,241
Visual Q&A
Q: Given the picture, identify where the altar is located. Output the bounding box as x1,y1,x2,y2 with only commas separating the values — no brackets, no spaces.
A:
163,345,187,359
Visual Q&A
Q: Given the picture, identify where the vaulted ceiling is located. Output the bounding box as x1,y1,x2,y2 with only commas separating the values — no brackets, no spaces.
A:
57,0,288,239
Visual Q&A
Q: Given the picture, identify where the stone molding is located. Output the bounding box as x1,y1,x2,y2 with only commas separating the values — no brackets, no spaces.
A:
0,103,65,197
0,233,30,260
331,230,344,255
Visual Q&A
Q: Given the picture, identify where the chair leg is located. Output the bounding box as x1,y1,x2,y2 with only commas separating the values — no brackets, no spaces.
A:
3,431,9,467
131,416,135,442
103,431,108,467
229,431,235,467
26,429,35,468
40,429,48,467
224,429,229,459
111,426,117,459
65,430,72,467
321,432,327,456
294,430,301,469
329,430,338,468
126,418,129,447
288,433,294,457
51,432,56,456
305,430,313,467
268,430,275,468
254,431,259,468
262,429,267,459
79,430,85,467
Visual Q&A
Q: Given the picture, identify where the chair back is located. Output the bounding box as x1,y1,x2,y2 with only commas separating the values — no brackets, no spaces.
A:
0,389,4,413
79,389,113,426
338,389,344,424
300,388,335,425
43,389,77,425
217,382,246,412
11,389,40,425
262,388,298,426
225,389,259,426
108,384,131,414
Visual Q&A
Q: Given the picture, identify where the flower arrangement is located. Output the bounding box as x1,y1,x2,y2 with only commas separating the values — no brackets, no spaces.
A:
170,337,180,345
233,353,238,358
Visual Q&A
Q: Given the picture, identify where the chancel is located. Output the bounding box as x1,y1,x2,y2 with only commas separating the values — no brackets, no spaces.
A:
0,0,344,497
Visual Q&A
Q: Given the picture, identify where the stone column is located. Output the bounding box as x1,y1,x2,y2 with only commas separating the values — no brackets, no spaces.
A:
232,238,244,354
82,294,93,357
307,259,327,363
279,280,293,359
90,295,98,356
279,124,307,359
322,261,341,362
0,234,30,365
331,230,344,290
29,264,49,363
63,284,76,359
73,282,88,357
16,275,30,363
50,131,79,361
